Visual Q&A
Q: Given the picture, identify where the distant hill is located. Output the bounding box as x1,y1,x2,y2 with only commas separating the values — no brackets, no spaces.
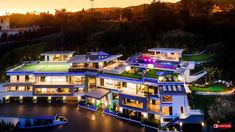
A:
84,4,150,13
84,2,180,13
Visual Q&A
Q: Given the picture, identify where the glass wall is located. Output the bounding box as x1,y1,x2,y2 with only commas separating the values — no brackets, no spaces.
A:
144,85,158,96
88,78,96,91
162,106,172,116
149,99,160,113
162,96,173,103
7,86,32,91
35,88,71,95
122,98,144,109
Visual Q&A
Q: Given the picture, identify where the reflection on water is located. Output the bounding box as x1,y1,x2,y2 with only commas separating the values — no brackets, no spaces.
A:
0,104,153,132
91,114,96,121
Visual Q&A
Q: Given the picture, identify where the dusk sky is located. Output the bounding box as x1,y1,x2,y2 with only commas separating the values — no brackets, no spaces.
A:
0,0,179,15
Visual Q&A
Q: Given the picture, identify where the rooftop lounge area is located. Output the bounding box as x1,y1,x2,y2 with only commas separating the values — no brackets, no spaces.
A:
119,66,181,82
41,51,75,62
148,48,184,62
67,51,122,72
130,55,179,71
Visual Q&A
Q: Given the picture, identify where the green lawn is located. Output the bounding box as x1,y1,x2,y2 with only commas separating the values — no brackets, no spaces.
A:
16,64,46,71
145,69,179,79
105,72,142,79
119,68,179,80
182,54,211,61
145,69,163,78
14,63,70,72
120,71,142,79
189,85,232,92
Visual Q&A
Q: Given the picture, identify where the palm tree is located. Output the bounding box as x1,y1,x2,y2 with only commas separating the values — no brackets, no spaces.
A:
204,67,215,85
215,67,223,79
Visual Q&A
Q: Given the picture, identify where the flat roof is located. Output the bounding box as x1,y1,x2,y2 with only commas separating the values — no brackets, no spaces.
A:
179,115,204,124
85,88,110,99
33,85,74,88
10,63,70,73
148,48,184,53
41,51,75,55
67,54,122,63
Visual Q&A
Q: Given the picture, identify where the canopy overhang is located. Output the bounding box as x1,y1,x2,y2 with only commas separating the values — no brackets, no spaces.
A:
85,88,110,100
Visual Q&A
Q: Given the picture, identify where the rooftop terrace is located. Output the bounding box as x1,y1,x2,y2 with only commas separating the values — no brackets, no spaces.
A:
105,67,180,81
10,63,70,73
41,51,75,55
148,48,184,53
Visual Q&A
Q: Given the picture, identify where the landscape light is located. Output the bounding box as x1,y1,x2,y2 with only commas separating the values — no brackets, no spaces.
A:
201,122,205,127
159,76,163,81
125,66,131,71
178,75,183,81
104,101,108,107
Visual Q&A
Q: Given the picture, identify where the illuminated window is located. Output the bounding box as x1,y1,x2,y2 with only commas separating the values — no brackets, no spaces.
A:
162,106,172,116
40,76,45,82
35,88,71,94
100,79,104,86
122,98,143,109
181,106,184,114
114,81,121,89
162,96,172,103
25,75,29,81
63,55,69,61
122,82,127,88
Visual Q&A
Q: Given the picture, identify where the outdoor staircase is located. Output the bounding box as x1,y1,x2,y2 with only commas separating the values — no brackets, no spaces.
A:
188,70,207,83
160,117,180,130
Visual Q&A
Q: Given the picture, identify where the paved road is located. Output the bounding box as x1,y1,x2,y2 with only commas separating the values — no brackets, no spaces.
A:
0,103,155,132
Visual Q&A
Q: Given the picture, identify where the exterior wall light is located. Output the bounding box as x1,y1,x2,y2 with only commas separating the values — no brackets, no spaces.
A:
5,96,9,100
33,96,37,100
147,64,154,68
77,96,81,100
92,98,95,104
119,107,123,113
179,122,183,126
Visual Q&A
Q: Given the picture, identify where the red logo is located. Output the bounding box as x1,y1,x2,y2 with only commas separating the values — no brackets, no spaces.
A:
214,123,232,129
